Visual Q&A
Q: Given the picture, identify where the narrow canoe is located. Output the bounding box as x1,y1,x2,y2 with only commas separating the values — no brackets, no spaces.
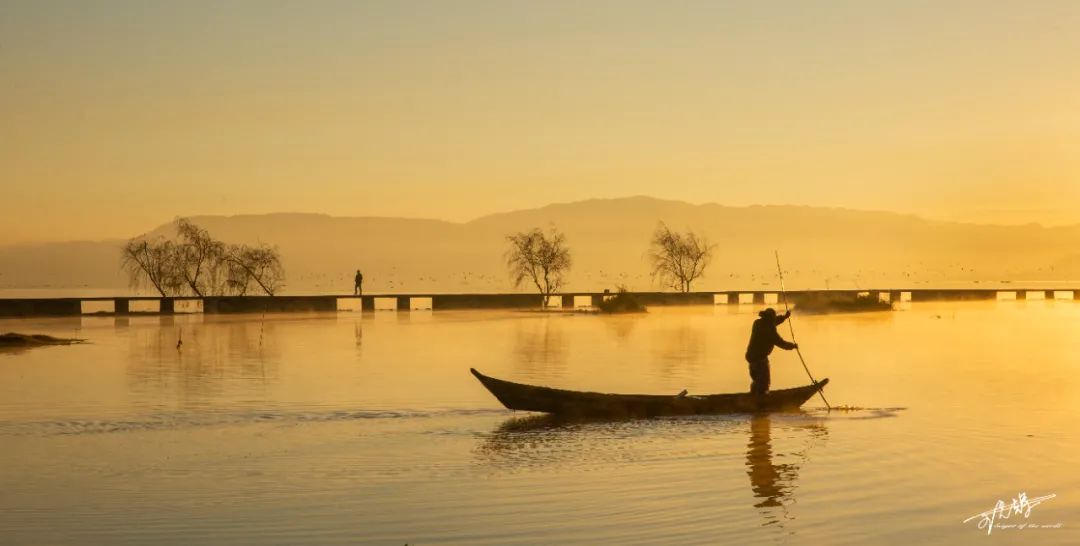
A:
471,368,829,418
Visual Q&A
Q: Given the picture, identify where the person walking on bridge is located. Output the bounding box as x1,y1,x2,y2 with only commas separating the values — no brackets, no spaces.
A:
354,270,364,296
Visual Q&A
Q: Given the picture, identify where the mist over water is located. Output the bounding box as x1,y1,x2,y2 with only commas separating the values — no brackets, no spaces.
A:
1,303,1078,544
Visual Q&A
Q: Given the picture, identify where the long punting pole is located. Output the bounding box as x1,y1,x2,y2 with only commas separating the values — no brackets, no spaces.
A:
774,250,831,411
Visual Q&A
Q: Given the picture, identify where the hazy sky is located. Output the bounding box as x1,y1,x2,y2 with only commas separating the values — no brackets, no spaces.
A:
3,1,1080,244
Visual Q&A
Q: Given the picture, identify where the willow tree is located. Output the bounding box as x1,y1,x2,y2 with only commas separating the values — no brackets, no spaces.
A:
121,237,179,296
505,227,571,307
175,218,226,297
223,243,285,296
120,218,285,296
648,222,715,292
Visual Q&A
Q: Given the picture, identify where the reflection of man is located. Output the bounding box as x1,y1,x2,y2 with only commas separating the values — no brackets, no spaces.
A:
745,308,797,395
354,270,363,296
746,415,826,517
746,416,784,508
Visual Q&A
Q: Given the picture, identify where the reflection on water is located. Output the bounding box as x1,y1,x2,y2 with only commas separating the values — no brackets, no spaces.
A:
650,321,706,380
513,317,567,377
748,415,797,510
474,414,588,470
125,317,280,406
602,315,641,344
473,413,753,472
3,303,1080,545
480,411,828,526
746,413,828,533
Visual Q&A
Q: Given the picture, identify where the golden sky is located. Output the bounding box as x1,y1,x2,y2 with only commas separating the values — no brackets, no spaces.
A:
3,1,1080,244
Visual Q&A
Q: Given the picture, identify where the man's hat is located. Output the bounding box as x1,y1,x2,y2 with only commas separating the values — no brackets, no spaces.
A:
759,307,777,318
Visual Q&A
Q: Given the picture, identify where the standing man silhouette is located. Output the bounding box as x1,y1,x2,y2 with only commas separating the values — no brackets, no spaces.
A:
354,270,363,296
745,308,798,395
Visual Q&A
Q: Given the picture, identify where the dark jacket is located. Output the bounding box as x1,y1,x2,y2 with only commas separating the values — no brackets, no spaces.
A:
745,313,796,361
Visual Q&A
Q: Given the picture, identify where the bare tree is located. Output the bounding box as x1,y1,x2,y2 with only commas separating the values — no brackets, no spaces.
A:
505,227,571,307
121,238,179,296
224,257,253,296
223,244,285,296
120,219,285,297
174,218,226,297
648,222,715,292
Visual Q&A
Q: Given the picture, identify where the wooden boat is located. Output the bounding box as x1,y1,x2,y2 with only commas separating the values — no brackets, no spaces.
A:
471,368,829,418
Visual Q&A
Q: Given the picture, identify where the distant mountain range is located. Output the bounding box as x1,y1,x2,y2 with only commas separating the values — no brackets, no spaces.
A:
3,196,1079,295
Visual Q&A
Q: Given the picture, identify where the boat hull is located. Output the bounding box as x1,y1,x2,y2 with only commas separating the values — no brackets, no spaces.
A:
470,368,828,417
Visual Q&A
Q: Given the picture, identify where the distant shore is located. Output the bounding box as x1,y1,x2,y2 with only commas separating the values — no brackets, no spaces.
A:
3,279,1079,300
0,287,1075,318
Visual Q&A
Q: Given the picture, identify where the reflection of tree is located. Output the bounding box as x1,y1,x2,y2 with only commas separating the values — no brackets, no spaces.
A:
650,323,705,381
125,317,280,406
602,315,640,345
512,318,567,376
746,415,828,526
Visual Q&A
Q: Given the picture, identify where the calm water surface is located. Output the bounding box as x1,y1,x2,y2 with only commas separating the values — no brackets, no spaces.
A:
1,302,1078,545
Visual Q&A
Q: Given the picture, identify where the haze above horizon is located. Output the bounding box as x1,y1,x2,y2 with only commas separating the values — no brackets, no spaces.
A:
4,1,1080,244
6,196,1078,247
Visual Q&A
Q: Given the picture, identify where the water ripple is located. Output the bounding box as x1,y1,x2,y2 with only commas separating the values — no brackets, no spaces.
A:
0,407,507,436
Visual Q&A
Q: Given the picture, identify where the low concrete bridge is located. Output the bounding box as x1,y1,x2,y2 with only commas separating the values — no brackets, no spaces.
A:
0,288,1074,317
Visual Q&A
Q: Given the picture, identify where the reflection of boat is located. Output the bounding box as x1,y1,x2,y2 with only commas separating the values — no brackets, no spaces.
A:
475,412,826,524
471,368,828,417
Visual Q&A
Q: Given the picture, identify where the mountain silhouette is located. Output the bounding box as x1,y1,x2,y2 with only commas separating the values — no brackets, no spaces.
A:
2,196,1079,295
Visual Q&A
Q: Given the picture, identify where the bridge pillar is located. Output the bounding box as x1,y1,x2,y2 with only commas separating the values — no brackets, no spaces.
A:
396,296,411,311
114,298,130,315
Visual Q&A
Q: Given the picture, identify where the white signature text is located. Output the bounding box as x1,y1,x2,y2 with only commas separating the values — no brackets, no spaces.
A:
962,492,1057,535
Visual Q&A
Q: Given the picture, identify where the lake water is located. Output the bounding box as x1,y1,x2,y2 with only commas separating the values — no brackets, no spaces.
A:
1,302,1077,545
